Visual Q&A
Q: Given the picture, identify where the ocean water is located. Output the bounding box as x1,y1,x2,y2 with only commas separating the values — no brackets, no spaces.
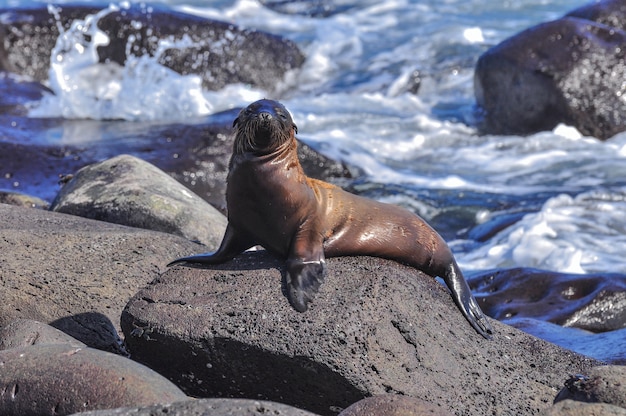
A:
3,0,625,357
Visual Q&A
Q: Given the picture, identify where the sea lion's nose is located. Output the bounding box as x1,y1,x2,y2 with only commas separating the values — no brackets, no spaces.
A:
259,111,273,121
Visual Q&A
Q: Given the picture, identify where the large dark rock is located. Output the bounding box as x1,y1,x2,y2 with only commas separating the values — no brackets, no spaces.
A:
469,268,626,332
0,344,188,416
475,0,626,140
0,4,304,91
71,398,320,416
0,110,355,210
121,251,600,416
0,203,201,351
50,154,227,248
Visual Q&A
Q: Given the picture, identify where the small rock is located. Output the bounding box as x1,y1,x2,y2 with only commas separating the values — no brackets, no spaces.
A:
0,319,85,350
50,154,227,249
0,344,188,416
70,398,321,416
338,394,452,415
0,191,49,209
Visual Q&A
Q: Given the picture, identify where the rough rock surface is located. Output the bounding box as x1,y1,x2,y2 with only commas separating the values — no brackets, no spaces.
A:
475,0,626,139
0,203,200,351
50,154,227,249
71,398,320,416
542,400,626,416
0,5,304,92
121,251,600,416
0,344,188,416
338,394,451,416
0,319,85,350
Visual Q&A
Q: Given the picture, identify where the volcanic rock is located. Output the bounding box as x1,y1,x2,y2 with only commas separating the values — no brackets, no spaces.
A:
70,398,320,416
50,154,227,249
121,251,600,416
0,344,187,416
475,0,626,140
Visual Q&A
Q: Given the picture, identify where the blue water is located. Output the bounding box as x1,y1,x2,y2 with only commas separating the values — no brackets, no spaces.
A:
3,0,625,360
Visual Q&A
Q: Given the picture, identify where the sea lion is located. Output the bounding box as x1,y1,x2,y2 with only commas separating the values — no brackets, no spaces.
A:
169,99,493,339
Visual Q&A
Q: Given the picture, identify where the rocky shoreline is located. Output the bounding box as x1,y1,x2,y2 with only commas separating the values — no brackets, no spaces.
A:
1,1,625,414
0,155,625,415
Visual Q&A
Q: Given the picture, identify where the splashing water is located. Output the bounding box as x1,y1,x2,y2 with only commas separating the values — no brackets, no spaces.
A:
29,3,261,121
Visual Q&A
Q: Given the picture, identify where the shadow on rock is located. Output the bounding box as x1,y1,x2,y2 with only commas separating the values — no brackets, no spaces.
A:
50,312,126,356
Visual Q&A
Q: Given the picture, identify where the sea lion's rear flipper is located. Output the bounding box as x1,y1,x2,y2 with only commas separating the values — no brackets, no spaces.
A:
442,261,494,339
284,259,327,312
167,224,256,266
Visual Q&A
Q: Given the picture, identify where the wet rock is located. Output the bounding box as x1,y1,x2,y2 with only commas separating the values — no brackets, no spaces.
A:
0,4,304,92
0,319,85,350
71,398,320,416
338,394,451,416
469,268,626,332
121,251,600,416
554,366,626,408
0,203,201,351
475,1,626,140
566,0,626,31
0,344,188,416
258,0,369,17
50,154,227,249
0,108,356,210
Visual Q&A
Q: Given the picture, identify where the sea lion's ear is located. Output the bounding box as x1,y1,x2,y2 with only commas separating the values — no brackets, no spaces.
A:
293,124,298,134
233,117,239,128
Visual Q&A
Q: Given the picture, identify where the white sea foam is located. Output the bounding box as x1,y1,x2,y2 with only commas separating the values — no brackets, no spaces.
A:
457,190,626,273
29,3,264,121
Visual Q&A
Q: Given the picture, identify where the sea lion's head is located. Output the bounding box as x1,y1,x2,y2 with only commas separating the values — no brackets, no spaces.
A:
233,99,298,155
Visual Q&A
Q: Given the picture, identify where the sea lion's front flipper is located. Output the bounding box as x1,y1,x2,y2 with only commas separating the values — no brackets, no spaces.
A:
443,261,494,339
167,224,256,267
284,258,327,312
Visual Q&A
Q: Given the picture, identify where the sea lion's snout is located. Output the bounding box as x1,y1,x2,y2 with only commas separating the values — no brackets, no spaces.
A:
233,99,298,154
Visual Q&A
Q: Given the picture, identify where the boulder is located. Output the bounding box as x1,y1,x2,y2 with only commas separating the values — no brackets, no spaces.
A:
0,344,188,416
121,251,600,416
475,1,626,140
0,4,304,91
70,398,320,416
0,203,201,351
50,154,227,249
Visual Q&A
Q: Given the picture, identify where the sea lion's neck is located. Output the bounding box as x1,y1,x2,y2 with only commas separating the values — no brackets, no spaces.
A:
237,137,300,166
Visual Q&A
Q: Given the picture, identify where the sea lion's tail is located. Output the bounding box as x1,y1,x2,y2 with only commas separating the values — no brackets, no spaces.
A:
442,261,494,339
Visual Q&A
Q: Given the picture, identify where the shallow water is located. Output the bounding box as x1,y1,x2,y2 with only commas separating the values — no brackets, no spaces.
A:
2,0,625,361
